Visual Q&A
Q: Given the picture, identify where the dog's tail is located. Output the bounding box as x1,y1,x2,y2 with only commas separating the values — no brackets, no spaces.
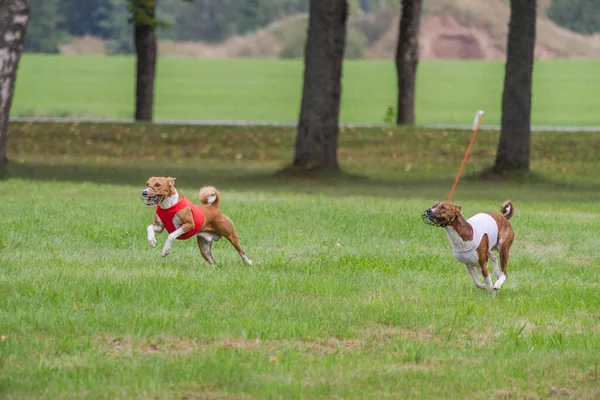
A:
501,199,514,220
199,186,220,207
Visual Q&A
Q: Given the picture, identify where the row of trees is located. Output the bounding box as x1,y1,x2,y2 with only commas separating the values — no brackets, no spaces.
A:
24,0,399,53
25,0,309,52
0,0,537,176
547,0,600,35
22,0,599,54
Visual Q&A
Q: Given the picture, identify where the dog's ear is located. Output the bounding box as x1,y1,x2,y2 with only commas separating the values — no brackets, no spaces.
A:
453,204,462,214
167,177,176,187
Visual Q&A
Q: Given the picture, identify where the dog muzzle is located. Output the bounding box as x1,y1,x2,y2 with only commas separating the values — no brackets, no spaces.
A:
140,190,164,207
421,209,449,227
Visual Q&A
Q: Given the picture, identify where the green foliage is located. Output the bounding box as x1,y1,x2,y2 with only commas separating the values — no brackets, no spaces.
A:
169,0,240,42
279,4,393,60
170,0,308,43
23,0,310,51
383,105,395,125
19,0,600,54
277,18,308,58
96,0,195,54
279,37,305,59
344,28,367,59
547,0,600,34
60,0,114,37
349,5,396,45
237,0,307,35
24,0,68,52
97,0,134,54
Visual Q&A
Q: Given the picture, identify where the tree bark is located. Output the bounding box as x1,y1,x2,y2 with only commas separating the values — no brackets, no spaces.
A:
0,0,29,172
133,2,157,122
493,0,537,174
395,0,422,125
292,0,348,171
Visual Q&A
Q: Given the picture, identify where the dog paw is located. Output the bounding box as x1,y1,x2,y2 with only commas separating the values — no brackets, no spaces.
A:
161,247,171,257
240,254,253,265
148,238,157,248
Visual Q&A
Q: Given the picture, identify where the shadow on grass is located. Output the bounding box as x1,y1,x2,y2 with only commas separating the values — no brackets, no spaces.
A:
6,160,600,202
6,160,425,195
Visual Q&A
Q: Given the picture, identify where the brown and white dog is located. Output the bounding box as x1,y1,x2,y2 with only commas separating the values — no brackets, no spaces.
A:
422,200,515,292
141,176,252,266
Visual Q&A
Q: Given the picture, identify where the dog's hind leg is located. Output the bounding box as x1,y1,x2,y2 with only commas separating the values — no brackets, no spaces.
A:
494,229,514,290
214,215,253,265
489,253,501,279
494,240,512,290
197,232,220,266
227,231,253,265
494,220,515,290
491,252,506,290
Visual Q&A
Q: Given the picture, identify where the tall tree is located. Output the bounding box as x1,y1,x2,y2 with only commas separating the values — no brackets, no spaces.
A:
129,0,195,121
130,0,157,121
492,0,537,174
292,0,348,172
0,0,30,173
395,0,422,125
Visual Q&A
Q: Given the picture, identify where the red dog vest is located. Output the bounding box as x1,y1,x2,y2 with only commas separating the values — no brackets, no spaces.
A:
155,196,205,240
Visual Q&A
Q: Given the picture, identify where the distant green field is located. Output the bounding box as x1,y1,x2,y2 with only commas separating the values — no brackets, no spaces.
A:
11,54,600,126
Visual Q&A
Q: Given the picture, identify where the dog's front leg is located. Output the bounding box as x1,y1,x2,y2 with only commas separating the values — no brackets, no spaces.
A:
161,208,194,257
147,215,164,248
162,227,185,257
147,223,163,248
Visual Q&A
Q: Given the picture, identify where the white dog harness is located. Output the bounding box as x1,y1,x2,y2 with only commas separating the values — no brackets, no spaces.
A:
446,213,498,264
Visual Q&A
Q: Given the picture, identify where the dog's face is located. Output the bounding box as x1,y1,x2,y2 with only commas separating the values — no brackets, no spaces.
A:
141,176,176,206
422,201,462,227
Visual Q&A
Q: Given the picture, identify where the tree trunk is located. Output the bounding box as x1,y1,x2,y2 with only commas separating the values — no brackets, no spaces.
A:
493,0,537,174
395,0,422,125
0,0,29,173
292,0,348,171
133,2,157,122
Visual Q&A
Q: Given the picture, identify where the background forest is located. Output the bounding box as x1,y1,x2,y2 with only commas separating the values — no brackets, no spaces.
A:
25,0,600,57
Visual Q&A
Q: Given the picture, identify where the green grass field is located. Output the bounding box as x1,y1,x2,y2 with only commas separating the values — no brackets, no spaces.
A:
11,55,600,126
2,122,600,399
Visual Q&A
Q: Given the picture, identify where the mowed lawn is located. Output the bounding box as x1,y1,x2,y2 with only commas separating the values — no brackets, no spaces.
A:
11,54,600,126
1,182,600,399
2,123,600,399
